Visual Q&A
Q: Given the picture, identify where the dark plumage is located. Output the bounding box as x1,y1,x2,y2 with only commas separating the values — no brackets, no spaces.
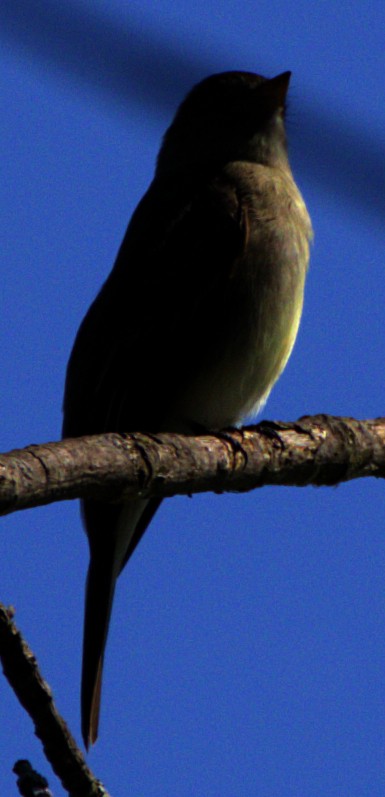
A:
63,70,312,748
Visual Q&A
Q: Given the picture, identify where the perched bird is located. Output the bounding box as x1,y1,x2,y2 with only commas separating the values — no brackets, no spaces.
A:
63,70,312,749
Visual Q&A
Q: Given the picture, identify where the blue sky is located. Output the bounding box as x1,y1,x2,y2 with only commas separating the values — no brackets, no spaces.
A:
1,2,385,795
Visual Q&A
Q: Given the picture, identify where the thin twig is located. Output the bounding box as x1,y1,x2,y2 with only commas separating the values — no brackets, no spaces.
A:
0,605,110,797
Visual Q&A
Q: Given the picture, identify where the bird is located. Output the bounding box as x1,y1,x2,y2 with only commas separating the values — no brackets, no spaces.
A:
62,69,312,749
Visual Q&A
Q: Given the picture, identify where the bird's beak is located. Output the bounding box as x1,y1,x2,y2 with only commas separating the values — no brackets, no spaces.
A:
263,71,292,109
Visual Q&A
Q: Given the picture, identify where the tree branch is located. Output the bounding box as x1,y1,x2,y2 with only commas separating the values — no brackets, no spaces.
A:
1,414,384,793
0,605,110,797
0,415,384,517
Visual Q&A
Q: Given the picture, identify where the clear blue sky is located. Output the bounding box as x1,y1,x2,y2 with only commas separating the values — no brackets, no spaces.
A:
1,2,385,795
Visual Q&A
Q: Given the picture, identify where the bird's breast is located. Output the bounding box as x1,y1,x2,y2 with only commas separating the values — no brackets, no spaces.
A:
177,164,311,429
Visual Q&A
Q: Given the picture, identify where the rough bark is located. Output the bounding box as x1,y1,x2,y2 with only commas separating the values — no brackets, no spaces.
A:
0,415,384,518
0,605,110,797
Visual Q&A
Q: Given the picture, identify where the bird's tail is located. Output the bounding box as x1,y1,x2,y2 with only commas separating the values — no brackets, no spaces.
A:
81,529,119,749
80,498,152,748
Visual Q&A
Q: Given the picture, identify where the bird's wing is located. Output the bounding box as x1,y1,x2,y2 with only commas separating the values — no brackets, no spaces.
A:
63,174,248,438
62,173,249,748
